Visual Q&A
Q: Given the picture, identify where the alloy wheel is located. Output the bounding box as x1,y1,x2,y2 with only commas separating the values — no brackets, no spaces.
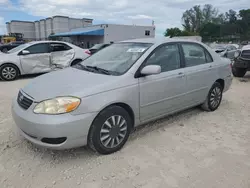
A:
2,67,16,80
210,87,222,108
100,115,127,149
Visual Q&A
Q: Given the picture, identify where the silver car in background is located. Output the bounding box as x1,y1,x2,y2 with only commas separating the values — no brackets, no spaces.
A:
12,38,232,154
0,41,89,81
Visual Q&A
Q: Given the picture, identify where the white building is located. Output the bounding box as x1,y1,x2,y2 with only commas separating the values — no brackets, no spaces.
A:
6,16,93,41
52,24,155,48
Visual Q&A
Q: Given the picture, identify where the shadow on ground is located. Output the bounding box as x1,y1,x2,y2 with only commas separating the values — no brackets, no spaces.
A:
19,106,203,163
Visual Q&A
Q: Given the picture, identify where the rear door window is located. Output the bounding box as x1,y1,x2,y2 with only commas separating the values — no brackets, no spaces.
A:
181,43,213,67
50,43,72,52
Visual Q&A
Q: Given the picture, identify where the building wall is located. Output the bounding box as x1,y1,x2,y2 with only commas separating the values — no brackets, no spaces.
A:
52,16,69,34
39,20,46,40
104,24,155,43
6,16,93,41
34,21,40,40
45,18,53,38
8,21,35,40
6,22,10,34
53,17,93,34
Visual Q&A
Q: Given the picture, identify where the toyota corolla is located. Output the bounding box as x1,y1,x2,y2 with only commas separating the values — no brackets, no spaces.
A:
12,38,232,154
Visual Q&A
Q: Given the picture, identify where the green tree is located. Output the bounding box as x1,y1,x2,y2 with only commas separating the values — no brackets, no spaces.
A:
225,9,237,23
182,4,223,33
164,27,182,37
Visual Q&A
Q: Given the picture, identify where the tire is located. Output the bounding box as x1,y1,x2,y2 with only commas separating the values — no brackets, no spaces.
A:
201,82,223,112
0,64,19,81
71,59,82,66
2,48,8,53
88,106,132,155
232,67,247,77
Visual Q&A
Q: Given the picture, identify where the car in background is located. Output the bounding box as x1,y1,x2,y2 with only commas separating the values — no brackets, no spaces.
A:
231,45,250,77
12,38,232,154
213,44,239,59
0,41,89,81
0,41,25,53
85,43,110,55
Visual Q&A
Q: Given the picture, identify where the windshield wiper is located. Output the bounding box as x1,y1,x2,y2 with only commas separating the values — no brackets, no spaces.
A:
86,66,112,75
73,64,90,71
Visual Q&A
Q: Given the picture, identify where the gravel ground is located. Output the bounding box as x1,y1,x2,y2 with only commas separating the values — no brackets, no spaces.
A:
1,75,250,188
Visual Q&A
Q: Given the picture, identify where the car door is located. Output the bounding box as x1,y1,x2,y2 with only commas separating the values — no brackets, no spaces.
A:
138,43,187,122
19,43,51,74
50,43,75,67
181,42,215,106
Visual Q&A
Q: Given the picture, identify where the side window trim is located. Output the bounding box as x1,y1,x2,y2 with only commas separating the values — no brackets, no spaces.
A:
50,42,72,52
23,43,50,55
180,42,213,68
134,42,183,78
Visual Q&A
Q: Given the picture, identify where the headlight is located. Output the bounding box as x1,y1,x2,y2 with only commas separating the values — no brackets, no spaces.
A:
34,97,81,114
234,51,240,58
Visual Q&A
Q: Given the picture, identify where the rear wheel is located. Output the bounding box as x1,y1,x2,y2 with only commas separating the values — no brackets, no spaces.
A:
232,67,247,77
0,64,19,81
88,106,132,155
201,82,223,112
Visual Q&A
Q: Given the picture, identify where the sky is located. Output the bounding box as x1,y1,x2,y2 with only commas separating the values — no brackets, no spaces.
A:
0,0,249,36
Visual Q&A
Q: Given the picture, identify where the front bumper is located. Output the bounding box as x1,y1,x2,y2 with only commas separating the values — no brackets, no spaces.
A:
11,96,98,150
232,58,250,69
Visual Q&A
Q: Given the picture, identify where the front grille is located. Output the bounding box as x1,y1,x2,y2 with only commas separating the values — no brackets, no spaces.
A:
241,50,250,59
17,91,33,110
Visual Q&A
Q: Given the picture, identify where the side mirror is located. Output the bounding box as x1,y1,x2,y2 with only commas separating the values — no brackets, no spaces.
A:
140,65,161,76
22,50,30,55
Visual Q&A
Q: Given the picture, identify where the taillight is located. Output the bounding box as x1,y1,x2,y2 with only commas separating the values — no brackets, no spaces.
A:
85,50,91,55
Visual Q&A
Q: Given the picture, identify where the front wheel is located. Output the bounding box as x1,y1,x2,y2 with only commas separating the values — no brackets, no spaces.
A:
88,106,132,155
201,82,223,112
0,64,19,81
232,67,247,77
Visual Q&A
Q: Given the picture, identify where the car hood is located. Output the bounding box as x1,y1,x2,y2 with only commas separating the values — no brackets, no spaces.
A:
22,67,124,101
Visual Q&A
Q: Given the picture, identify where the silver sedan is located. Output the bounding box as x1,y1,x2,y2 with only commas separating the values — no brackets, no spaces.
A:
12,38,233,154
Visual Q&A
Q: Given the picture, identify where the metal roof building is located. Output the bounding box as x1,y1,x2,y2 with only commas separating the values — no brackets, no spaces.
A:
6,16,93,41
52,24,155,49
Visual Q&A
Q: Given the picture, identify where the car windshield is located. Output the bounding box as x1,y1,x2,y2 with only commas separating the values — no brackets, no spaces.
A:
8,43,30,53
80,42,153,75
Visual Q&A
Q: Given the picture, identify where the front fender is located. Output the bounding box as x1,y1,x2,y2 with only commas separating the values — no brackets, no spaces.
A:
71,84,140,124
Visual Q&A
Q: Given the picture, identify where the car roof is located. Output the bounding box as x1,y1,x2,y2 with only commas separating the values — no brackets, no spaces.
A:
119,37,203,45
27,40,67,45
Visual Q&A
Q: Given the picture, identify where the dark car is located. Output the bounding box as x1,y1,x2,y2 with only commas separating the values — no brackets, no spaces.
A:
232,45,250,77
0,41,25,53
85,43,110,55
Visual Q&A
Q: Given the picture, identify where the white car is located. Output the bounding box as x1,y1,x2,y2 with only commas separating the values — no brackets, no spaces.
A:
0,41,90,81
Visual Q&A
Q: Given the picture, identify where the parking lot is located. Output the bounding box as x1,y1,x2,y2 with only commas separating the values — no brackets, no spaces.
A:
1,75,250,188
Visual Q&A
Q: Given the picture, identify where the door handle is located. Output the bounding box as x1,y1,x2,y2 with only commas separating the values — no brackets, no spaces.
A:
177,72,185,78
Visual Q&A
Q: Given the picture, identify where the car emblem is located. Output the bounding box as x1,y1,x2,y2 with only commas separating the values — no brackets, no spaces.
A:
19,95,24,102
